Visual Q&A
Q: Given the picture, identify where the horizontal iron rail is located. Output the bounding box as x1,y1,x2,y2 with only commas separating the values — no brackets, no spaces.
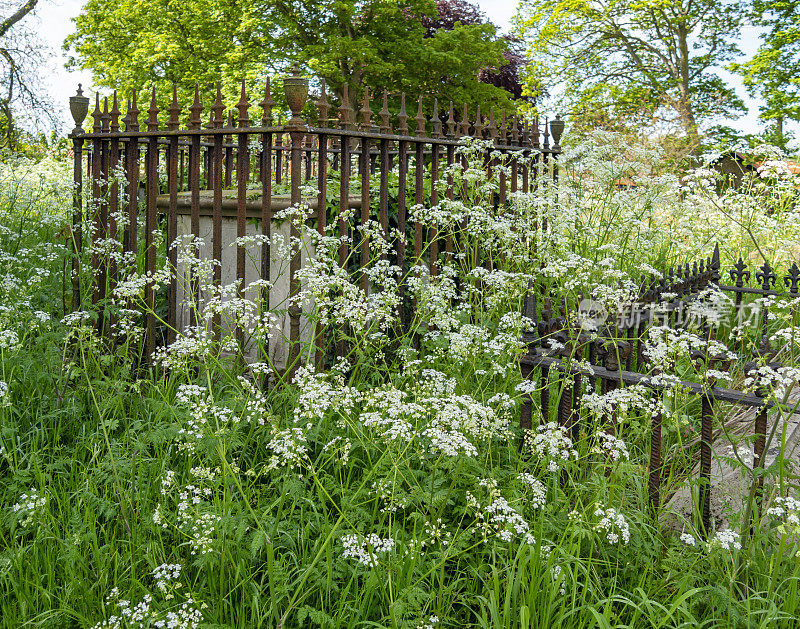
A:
71,126,556,153
520,352,800,413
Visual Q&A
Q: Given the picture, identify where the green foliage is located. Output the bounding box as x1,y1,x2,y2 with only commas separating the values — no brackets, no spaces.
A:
65,0,514,117
516,0,747,145
730,0,800,140
3,139,800,627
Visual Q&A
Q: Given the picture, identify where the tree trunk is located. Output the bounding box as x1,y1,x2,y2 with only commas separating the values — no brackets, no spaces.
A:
676,22,700,149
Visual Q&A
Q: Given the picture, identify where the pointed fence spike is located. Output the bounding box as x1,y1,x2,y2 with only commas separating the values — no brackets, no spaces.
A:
339,83,354,130
488,106,497,141
432,98,442,137
237,79,250,127
359,85,372,129
379,89,391,134
315,79,330,127
92,93,101,132
188,83,203,130
473,105,485,137
122,97,131,130
167,84,181,130
128,91,140,132
100,96,110,132
397,92,409,135
446,101,456,138
460,103,470,137
260,78,274,125
110,91,120,133
415,95,426,137
147,87,159,131
211,82,225,128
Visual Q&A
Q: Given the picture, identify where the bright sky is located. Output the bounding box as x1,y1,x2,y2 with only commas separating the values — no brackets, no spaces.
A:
29,0,796,139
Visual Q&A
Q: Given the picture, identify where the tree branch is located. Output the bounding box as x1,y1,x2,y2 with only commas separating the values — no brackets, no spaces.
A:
0,0,38,39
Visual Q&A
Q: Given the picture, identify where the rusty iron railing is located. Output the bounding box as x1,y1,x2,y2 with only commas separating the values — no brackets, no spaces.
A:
519,245,800,537
68,67,563,373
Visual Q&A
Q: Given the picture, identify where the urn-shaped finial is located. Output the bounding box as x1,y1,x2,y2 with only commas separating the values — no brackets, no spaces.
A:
70,84,90,134
283,62,308,126
549,114,565,150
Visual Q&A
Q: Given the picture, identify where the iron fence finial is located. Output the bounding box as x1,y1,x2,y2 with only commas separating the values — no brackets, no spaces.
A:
237,79,250,127
397,92,408,135
70,84,90,134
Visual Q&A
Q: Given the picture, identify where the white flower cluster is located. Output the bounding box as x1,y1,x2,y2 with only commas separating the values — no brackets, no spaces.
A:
527,422,578,473
0,380,8,407
517,473,547,509
293,366,356,423
371,478,410,514
424,395,508,458
91,588,203,629
0,328,20,350
591,431,630,462
757,160,794,179
322,435,352,466
706,529,741,551
266,426,310,472
173,383,245,449
581,384,664,423
341,533,396,567
416,615,440,629
593,506,630,545
470,479,536,545
12,488,46,528
61,310,93,327
475,496,536,545
767,496,800,530
154,468,221,556
744,364,800,401
152,563,182,593
680,532,696,546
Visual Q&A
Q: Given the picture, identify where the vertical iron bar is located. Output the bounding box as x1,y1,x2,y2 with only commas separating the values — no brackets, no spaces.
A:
360,136,370,293
236,84,250,358
288,127,303,377
649,411,662,513
397,139,408,327
315,133,328,369
700,388,713,537
261,131,273,314
167,134,179,345
72,135,84,310
379,138,390,257
430,142,439,275
145,134,158,359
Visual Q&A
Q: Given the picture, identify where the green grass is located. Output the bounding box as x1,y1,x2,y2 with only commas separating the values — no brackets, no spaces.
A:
2,137,800,628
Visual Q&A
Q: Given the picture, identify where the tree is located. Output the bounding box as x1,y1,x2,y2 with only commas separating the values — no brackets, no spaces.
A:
66,0,514,118
65,0,280,112
516,0,747,146
421,0,529,102
730,0,800,150
1,0,54,149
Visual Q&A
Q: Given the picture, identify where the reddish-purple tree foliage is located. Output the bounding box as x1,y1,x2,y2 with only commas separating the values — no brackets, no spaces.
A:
420,0,527,100
420,0,484,37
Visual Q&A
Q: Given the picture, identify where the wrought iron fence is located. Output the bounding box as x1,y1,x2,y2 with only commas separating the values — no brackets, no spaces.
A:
519,245,800,537
68,67,563,373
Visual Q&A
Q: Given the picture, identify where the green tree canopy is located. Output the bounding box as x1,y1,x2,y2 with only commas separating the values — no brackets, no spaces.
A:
65,0,514,119
516,0,747,146
731,0,800,149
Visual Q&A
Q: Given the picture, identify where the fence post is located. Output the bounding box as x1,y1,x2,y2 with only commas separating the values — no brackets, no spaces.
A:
698,355,716,538
284,64,309,381
69,86,90,312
